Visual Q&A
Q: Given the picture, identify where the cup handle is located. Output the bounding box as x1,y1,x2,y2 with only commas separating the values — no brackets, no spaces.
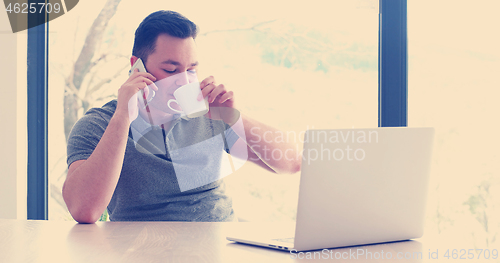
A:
167,99,184,114
145,89,156,103
139,89,157,109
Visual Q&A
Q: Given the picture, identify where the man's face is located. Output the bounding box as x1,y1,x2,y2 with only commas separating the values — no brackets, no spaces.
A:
137,34,199,114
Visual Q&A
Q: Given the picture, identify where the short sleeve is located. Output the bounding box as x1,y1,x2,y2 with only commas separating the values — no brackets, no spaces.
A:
66,111,110,168
223,123,240,153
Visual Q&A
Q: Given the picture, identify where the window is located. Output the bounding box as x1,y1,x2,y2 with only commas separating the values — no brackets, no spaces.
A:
408,0,500,247
48,0,379,221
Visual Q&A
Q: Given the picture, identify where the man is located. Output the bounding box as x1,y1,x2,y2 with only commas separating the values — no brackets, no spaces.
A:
63,10,301,223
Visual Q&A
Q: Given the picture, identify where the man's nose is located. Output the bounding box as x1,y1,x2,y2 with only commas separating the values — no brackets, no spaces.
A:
174,72,189,86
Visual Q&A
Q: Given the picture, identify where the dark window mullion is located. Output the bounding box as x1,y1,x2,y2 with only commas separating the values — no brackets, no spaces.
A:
379,0,408,127
27,0,49,220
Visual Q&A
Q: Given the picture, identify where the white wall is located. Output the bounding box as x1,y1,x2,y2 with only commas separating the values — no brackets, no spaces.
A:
0,8,27,219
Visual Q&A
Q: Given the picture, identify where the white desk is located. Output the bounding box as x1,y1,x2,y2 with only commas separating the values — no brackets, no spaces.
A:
0,219,494,262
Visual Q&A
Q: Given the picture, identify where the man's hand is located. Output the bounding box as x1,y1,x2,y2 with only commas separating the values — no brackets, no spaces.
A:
116,68,158,124
200,76,239,125
198,75,301,174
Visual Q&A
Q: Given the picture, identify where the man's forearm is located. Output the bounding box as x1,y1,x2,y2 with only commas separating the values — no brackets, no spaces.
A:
62,111,130,223
231,114,302,174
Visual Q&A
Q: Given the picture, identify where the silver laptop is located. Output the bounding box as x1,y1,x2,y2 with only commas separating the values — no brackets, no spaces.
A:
227,127,435,251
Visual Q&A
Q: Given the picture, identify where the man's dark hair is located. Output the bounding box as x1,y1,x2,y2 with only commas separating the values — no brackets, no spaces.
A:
132,10,198,62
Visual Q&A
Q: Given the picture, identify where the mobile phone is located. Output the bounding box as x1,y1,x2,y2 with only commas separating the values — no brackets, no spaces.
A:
129,58,155,105
129,58,147,76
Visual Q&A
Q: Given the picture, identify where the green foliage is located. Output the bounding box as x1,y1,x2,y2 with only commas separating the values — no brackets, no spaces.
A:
463,179,497,246
464,181,490,231
99,209,108,221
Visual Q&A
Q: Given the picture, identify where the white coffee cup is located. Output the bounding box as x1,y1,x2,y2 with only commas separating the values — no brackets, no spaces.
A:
167,82,209,118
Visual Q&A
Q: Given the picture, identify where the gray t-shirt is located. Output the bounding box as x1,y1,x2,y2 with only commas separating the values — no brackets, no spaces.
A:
67,100,239,222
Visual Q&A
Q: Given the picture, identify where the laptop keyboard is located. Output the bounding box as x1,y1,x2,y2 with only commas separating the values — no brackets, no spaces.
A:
272,237,294,243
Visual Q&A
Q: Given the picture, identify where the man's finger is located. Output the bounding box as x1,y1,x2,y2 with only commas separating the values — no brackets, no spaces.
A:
209,84,226,103
197,91,204,101
149,82,159,91
133,76,158,91
131,76,154,86
201,83,216,98
129,71,157,82
218,91,233,104
200,76,215,89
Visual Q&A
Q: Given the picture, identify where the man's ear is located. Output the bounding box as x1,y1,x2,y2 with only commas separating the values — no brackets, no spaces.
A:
130,56,139,67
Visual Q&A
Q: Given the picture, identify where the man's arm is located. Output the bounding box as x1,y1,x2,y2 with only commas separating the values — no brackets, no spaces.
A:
228,114,302,174
62,69,157,223
198,76,301,174
63,110,131,223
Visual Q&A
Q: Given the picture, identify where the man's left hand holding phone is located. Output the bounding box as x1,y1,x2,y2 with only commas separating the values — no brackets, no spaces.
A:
117,58,159,125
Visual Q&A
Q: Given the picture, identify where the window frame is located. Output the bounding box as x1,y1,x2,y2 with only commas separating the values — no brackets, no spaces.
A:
27,0,49,220
27,0,408,218
379,0,408,127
